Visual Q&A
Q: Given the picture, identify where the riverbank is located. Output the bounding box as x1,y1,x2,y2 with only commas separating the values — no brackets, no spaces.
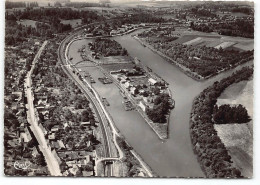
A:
134,36,204,81
189,66,253,178
97,66,170,140
214,79,253,177
76,37,173,139
134,35,253,82
62,33,155,177
69,30,207,177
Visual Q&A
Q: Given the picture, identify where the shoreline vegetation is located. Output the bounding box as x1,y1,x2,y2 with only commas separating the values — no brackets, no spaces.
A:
63,32,156,177
134,35,253,81
116,135,158,177
98,66,170,140
133,36,203,81
190,66,253,178
80,37,174,139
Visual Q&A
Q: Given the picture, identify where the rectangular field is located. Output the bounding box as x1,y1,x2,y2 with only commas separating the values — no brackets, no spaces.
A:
215,79,253,177
101,63,135,72
173,31,253,51
214,42,236,49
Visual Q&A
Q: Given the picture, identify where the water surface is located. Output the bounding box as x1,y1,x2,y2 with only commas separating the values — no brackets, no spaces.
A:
68,30,253,177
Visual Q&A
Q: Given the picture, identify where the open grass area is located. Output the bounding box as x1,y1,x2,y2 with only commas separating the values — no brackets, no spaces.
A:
215,79,253,177
214,122,253,177
101,55,132,64
174,35,201,44
101,63,135,72
173,30,253,51
216,11,249,18
183,37,203,45
214,41,236,49
60,19,82,28
233,42,254,51
17,19,38,28
217,79,253,117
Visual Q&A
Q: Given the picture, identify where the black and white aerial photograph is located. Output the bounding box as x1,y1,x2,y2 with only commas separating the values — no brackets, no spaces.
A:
2,0,257,182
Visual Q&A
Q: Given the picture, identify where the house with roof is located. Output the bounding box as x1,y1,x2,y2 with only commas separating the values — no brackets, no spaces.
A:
48,132,56,141
51,125,60,132
69,164,80,176
81,121,91,127
138,100,148,112
57,140,65,150
148,78,157,86
20,132,32,143
124,81,131,89
110,29,118,35
130,86,136,95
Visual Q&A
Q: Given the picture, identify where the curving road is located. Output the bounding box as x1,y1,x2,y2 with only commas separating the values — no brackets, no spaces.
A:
58,35,115,176
58,26,154,177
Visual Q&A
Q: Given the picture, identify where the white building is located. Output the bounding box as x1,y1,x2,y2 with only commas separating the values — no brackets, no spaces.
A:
130,87,136,95
124,81,130,88
138,100,147,112
148,78,157,85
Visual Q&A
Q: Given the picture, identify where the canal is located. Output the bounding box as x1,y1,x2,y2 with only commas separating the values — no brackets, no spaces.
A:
68,30,253,177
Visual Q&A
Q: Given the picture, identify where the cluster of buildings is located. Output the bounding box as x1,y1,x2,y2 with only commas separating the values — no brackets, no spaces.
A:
109,24,140,36
144,25,178,38
111,66,169,113
4,39,50,176
29,49,98,176
84,22,152,37
187,12,253,26
151,5,253,28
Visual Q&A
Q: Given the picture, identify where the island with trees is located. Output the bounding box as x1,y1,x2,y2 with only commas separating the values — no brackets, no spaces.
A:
90,38,128,57
81,38,174,139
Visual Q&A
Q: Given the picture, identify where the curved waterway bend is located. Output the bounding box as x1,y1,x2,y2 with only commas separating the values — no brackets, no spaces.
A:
68,30,253,177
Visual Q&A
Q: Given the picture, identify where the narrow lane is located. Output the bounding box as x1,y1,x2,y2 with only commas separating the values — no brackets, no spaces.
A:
25,41,62,176
58,38,114,176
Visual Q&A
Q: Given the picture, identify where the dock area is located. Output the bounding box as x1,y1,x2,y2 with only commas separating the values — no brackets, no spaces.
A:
123,100,134,111
98,77,113,84
102,97,110,106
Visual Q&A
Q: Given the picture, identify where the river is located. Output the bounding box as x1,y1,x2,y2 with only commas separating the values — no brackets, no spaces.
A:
68,30,253,177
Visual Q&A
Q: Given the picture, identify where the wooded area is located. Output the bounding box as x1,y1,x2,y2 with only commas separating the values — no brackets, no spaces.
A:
92,38,128,57
213,104,250,124
190,66,253,178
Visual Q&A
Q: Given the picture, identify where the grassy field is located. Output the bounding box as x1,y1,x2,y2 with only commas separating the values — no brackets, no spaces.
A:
217,79,253,117
216,11,249,18
101,63,135,72
173,30,254,51
215,79,253,177
214,123,253,177
60,19,82,28
214,41,236,49
233,42,254,51
183,37,203,45
101,56,132,64
17,19,38,28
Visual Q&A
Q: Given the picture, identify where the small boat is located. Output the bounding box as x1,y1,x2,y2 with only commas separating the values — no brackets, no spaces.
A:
90,78,95,83
102,97,110,106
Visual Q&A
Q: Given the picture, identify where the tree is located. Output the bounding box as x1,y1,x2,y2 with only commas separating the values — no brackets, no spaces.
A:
213,104,250,124
34,154,46,166
153,87,160,95
81,110,90,122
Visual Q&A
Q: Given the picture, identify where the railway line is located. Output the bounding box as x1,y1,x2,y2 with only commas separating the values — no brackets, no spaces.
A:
58,30,113,177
